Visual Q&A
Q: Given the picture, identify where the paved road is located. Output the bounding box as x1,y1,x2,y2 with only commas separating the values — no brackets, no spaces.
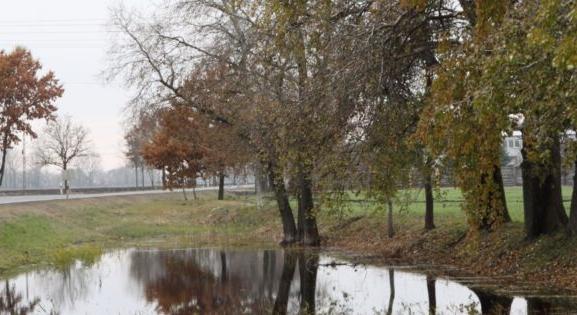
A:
0,185,254,205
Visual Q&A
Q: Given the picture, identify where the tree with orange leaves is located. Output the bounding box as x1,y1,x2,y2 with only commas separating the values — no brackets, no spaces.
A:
141,106,206,200
0,47,63,186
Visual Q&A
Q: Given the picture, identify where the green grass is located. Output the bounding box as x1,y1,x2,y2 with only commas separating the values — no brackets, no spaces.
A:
0,192,281,275
323,186,574,224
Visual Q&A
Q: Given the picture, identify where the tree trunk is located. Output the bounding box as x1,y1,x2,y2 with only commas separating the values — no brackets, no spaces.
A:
256,162,272,194
64,179,69,198
297,189,304,242
522,136,568,239
297,168,320,246
63,163,69,198
569,160,577,234
267,163,298,245
141,166,145,188
298,252,318,314
494,166,512,223
218,172,225,200
424,172,435,231
0,147,8,187
272,252,296,315
135,165,139,188
471,165,511,231
182,186,188,201
161,167,166,188
387,200,394,238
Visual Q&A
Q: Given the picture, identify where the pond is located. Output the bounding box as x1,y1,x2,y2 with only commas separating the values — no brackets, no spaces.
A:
1,248,576,314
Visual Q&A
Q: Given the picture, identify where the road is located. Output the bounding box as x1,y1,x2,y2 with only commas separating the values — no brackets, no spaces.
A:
0,185,254,205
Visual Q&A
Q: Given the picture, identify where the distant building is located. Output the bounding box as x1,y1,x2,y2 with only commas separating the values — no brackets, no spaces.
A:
501,131,576,186
502,132,523,167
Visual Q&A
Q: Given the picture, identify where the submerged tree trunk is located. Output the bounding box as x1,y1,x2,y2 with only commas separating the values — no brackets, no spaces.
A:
218,172,225,200
297,168,320,246
220,251,227,283
522,136,568,239
273,252,296,315
426,275,436,315
387,200,394,238
424,171,435,231
267,163,298,245
387,269,395,315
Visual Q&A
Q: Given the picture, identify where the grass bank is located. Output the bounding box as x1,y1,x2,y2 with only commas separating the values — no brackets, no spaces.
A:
0,191,280,275
1,187,576,294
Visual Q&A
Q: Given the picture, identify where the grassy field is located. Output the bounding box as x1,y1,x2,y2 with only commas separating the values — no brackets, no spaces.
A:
330,186,574,222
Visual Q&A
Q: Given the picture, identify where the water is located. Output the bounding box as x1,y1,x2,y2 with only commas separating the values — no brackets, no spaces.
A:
1,248,576,314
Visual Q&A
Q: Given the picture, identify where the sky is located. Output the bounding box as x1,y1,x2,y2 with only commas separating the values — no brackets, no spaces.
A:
0,0,149,170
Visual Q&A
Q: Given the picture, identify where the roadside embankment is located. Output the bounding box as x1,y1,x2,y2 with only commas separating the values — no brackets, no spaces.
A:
1,188,577,295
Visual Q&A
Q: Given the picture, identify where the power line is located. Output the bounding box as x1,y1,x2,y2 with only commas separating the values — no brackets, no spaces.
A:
0,31,118,34
0,39,107,42
0,18,107,23
0,23,108,27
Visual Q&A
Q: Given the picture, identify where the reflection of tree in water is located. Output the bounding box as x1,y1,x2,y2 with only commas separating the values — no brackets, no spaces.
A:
34,263,96,312
0,280,40,315
426,275,436,315
129,249,283,314
272,250,321,315
525,297,577,315
471,288,513,314
272,252,296,315
298,251,318,315
527,298,553,315
128,249,330,315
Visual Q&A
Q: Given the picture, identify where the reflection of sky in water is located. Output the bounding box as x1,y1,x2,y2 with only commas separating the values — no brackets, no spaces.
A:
312,257,529,314
0,249,563,314
9,252,158,314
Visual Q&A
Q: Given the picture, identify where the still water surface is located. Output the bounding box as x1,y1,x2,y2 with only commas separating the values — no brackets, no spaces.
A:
1,248,576,314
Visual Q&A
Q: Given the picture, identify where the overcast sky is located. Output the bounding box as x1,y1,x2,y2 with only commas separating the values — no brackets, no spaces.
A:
0,0,150,170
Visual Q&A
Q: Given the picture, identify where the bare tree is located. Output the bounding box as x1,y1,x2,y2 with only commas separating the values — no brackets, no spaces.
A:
36,116,91,197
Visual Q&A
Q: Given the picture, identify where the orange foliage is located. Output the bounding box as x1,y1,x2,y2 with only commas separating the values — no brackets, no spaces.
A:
0,47,63,185
0,47,63,149
141,106,207,189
